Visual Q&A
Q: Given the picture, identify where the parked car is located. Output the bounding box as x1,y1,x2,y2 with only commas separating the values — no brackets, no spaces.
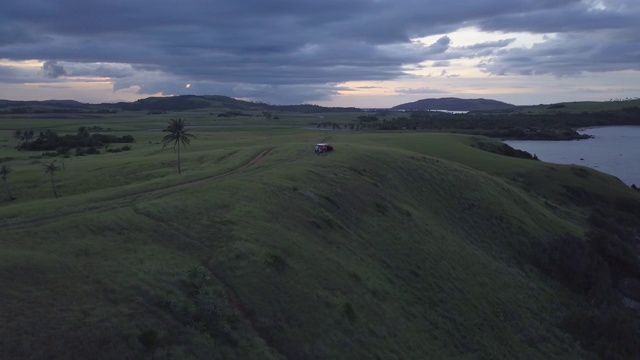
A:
314,143,334,154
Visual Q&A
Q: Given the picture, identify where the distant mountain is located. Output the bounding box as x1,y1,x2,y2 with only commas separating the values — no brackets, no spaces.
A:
391,97,516,111
40,99,87,107
115,95,362,113
0,95,362,113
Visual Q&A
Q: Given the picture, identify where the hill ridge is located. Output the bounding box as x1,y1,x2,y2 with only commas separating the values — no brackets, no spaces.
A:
0,95,362,113
391,97,516,111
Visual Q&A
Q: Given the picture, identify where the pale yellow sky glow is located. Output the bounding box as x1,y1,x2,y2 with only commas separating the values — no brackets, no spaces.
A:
1,59,44,68
415,27,553,49
322,28,563,107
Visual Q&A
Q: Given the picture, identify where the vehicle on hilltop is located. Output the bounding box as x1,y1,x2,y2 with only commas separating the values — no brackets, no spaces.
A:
314,143,333,154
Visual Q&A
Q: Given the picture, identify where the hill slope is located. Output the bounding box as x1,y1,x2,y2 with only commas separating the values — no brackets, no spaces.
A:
392,97,516,111
1,131,639,359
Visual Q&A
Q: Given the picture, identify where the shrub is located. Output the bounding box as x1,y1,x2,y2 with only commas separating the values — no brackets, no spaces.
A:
265,252,288,272
162,265,240,345
562,306,640,359
374,201,388,214
587,229,640,278
343,302,357,323
137,329,159,351
186,264,209,295
532,234,612,302
587,209,633,241
56,147,70,155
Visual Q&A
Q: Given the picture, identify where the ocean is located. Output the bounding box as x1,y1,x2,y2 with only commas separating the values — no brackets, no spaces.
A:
504,126,640,186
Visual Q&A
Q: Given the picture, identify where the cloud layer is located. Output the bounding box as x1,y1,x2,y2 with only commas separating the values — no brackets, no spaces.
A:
1,0,639,104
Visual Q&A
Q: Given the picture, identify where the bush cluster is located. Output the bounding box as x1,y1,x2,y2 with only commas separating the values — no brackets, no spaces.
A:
531,201,640,359
162,265,240,346
13,127,134,157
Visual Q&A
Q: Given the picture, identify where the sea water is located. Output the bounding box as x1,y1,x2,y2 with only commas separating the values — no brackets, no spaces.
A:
504,126,640,186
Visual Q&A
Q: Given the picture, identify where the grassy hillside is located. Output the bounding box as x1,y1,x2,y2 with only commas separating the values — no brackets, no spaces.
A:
1,112,639,359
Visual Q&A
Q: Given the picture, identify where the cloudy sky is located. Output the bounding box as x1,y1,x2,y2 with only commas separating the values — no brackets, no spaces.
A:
1,0,639,107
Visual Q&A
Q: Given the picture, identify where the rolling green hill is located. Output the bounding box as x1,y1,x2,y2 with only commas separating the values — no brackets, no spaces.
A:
1,111,640,359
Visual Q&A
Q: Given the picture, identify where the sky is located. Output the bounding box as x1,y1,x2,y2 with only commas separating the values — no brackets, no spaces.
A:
1,0,639,108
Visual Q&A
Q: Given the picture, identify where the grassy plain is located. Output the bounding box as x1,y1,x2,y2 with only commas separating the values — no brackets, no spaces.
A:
1,107,639,359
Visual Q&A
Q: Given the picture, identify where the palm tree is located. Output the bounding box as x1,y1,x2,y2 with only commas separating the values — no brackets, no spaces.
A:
43,161,61,198
0,165,16,200
77,126,90,147
12,130,22,148
161,118,195,174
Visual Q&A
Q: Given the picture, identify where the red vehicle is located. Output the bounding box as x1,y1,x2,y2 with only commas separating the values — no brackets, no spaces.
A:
314,143,334,154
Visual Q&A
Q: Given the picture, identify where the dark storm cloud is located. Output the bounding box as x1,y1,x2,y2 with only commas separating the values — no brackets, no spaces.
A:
0,65,31,83
1,0,639,102
473,2,640,75
480,29,640,75
42,60,66,78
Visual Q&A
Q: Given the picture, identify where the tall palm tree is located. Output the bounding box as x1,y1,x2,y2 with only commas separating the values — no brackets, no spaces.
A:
161,118,195,175
43,161,61,198
77,126,90,147
0,165,16,200
12,130,22,148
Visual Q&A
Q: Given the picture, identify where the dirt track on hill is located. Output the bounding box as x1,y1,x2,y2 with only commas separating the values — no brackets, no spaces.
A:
0,147,274,231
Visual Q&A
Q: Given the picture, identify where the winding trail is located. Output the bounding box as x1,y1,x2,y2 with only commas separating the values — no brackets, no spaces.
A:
0,147,274,231
1,146,286,356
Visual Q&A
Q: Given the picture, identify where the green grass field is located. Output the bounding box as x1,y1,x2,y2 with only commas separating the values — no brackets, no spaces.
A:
1,109,639,359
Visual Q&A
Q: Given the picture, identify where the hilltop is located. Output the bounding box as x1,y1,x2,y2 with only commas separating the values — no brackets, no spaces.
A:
391,97,517,111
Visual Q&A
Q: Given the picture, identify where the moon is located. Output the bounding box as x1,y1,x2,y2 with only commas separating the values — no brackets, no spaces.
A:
185,83,191,89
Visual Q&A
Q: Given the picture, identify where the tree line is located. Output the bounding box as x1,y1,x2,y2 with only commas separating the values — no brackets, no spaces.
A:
317,106,640,140
14,127,134,154
373,107,640,139
2,126,135,201
2,119,194,201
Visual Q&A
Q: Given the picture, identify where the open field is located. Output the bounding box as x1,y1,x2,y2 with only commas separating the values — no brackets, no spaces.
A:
1,108,640,359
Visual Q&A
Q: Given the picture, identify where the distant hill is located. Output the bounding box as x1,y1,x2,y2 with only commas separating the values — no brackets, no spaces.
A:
0,95,362,114
114,95,362,113
391,97,516,111
0,99,87,109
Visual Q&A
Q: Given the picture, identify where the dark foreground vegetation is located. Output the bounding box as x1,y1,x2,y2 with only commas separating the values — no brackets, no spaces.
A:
532,200,640,359
1,96,640,359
